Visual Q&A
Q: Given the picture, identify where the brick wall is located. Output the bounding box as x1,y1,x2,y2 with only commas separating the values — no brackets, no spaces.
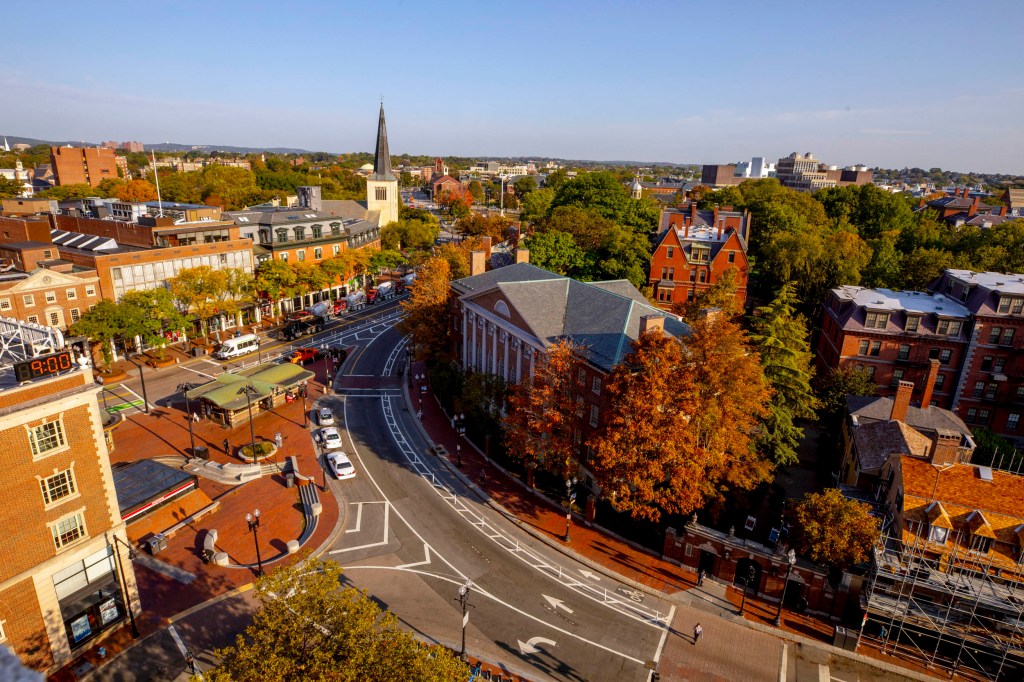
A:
0,578,52,670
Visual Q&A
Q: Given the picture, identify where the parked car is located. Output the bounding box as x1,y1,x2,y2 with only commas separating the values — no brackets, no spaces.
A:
326,451,355,479
320,427,343,450
287,347,322,364
318,406,334,426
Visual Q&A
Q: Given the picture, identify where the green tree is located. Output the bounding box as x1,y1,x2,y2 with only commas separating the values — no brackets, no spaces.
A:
514,175,537,196
467,179,484,204
524,231,586,275
70,300,149,370
119,288,188,359
519,187,555,224
167,265,227,336
672,266,742,322
814,365,878,425
747,283,819,467
550,171,659,233
788,489,879,568
254,259,298,318
368,249,407,271
0,176,25,199
95,177,127,199
205,558,469,682
544,168,568,191
35,183,96,200
293,262,331,300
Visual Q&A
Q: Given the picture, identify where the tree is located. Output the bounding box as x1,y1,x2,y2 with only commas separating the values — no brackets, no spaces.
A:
814,365,878,424
205,558,469,682
115,179,159,202
437,187,473,219
254,259,298,317
95,177,126,199
588,315,773,521
519,187,555,224
672,266,741,322
293,262,331,300
459,212,512,242
550,171,659,233
167,265,227,335
34,183,96,200
119,288,188,358
397,257,451,362
747,283,819,467
434,242,471,280
788,489,879,568
467,180,484,204
70,300,132,370
503,340,582,483
524,231,586,275
514,176,537,196
544,168,568,191
368,249,407,272
0,176,25,199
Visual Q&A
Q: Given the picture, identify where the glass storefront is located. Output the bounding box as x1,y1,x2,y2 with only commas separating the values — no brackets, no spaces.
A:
53,545,127,649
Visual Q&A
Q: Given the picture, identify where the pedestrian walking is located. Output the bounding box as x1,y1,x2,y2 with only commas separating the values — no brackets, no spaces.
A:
697,569,705,586
222,438,230,454
478,469,486,486
192,411,201,423
456,443,462,467
693,623,703,644
417,409,423,421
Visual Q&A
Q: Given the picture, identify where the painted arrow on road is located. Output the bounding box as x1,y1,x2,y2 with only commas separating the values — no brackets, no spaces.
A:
579,569,601,581
542,594,574,614
517,636,557,656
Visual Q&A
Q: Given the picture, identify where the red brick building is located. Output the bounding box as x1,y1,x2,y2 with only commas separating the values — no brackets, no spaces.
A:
648,203,750,310
50,147,119,187
817,286,971,408
0,268,101,331
934,270,1024,442
917,187,1008,227
431,174,465,199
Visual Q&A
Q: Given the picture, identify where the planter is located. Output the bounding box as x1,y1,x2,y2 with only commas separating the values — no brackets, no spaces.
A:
238,441,277,463
99,370,128,384
147,357,176,369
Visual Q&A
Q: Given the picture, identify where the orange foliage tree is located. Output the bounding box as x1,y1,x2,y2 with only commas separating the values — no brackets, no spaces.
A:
397,256,452,362
503,340,583,483
588,314,773,521
116,179,159,202
437,187,474,218
788,489,880,568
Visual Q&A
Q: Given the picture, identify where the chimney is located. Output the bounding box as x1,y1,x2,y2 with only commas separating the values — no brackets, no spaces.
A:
713,204,720,228
929,429,961,467
515,248,530,264
479,235,492,258
684,221,690,238
640,314,665,336
717,219,724,240
889,380,914,423
690,202,697,224
920,359,940,408
999,206,1007,217
470,250,486,276
969,195,980,215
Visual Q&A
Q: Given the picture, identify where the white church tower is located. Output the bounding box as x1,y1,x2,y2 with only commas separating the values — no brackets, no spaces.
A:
366,104,399,227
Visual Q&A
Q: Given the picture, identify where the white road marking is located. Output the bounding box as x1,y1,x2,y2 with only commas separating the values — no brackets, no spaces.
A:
779,642,788,682
543,594,574,614
518,636,557,655
167,624,187,656
396,544,432,569
118,384,153,410
346,502,364,533
179,365,216,379
652,605,674,665
580,569,601,581
329,502,389,553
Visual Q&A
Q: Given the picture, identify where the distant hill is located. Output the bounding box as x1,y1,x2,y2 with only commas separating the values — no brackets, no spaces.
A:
0,135,313,155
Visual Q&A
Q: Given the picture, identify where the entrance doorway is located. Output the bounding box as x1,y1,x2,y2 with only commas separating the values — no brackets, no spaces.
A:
698,549,718,578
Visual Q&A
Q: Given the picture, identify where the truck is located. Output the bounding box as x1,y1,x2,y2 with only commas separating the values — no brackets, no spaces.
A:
281,317,324,341
307,301,331,319
368,280,395,304
345,289,366,311
401,273,417,287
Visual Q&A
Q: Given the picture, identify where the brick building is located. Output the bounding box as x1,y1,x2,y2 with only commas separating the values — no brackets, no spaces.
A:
431,174,465,199
775,152,873,192
934,270,1024,442
917,187,1008,227
0,268,101,331
649,203,750,310
699,164,742,188
50,147,119,187
0,362,140,673
450,260,690,490
817,286,971,408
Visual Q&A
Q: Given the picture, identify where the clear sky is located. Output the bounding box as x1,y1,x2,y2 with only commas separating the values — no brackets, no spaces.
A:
3,1,1023,173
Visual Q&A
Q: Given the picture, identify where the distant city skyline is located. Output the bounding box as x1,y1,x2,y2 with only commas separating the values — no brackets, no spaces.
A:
2,1,1023,174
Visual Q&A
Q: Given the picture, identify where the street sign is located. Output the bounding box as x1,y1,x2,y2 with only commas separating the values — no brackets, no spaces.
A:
744,515,756,531
769,528,780,543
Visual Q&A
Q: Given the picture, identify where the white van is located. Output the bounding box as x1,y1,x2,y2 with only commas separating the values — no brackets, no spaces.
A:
214,334,260,360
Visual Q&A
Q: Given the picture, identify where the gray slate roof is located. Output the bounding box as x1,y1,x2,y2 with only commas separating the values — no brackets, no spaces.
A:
453,263,691,372
847,395,973,446
370,104,396,182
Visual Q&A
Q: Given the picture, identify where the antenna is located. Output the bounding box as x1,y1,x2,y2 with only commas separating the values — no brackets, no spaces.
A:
151,150,164,217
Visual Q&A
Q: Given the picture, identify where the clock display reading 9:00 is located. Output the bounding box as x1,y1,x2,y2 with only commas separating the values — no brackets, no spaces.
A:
14,351,73,383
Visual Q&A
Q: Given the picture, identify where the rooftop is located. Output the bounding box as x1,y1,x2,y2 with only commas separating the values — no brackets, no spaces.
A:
852,420,932,474
943,269,1024,295
847,394,973,447
832,285,971,317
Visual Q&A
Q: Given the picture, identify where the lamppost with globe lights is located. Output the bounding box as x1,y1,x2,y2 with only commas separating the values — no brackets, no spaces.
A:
455,579,474,661
564,477,577,542
246,509,264,576
738,564,757,616
773,549,797,626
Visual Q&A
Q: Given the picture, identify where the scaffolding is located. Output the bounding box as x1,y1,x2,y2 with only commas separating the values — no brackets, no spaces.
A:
859,527,1024,680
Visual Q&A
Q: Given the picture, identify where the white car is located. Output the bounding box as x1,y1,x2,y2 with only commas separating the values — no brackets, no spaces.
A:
326,451,356,480
318,406,334,426
320,427,343,450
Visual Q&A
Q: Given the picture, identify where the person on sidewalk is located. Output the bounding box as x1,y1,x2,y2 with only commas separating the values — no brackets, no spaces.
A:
693,623,703,644
192,411,201,423
223,438,230,454
478,469,486,486
697,569,705,586
456,443,462,467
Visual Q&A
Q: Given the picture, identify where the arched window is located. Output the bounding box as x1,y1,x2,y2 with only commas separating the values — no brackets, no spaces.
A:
494,300,511,317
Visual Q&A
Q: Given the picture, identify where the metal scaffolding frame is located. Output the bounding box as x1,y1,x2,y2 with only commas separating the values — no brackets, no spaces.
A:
860,527,1024,680
0,316,65,367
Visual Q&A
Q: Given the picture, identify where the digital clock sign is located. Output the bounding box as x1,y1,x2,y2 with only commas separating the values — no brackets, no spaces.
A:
14,351,74,383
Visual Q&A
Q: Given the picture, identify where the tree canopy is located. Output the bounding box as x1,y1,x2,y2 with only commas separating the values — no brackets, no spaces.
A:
397,256,452,362
788,489,879,568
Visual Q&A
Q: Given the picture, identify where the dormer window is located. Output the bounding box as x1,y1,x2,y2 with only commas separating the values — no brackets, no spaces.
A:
997,297,1024,315
691,247,710,263
936,319,962,336
971,535,992,554
906,316,920,333
930,525,948,545
865,312,889,329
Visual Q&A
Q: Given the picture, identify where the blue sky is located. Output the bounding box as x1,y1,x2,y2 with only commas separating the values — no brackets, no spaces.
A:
3,1,1023,173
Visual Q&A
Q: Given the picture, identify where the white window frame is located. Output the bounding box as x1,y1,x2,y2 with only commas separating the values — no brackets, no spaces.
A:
930,525,948,545
45,290,57,304
592,376,601,395
50,509,88,551
38,465,79,508
26,415,69,460
23,294,35,307
85,286,96,297
589,404,600,427
66,288,77,300
70,308,81,322
0,297,10,311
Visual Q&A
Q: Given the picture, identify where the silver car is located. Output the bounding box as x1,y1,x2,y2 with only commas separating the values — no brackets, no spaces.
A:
318,406,334,426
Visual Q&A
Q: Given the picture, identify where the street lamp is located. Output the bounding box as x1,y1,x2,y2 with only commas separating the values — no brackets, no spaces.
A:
564,477,578,542
177,383,196,455
109,534,140,639
246,509,264,576
455,580,473,661
738,564,757,616
773,549,797,627
240,385,259,461
123,353,149,414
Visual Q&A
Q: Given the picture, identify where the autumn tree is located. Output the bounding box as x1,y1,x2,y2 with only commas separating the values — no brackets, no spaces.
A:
119,288,188,358
115,179,159,202
788,489,879,568
672,266,741,322
437,187,473,219
167,265,227,336
587,315,773,521
503,340,583,485
814,365,878,425
204,558,469,682
397,256,451,361
254,259,298,318
747,283,819,467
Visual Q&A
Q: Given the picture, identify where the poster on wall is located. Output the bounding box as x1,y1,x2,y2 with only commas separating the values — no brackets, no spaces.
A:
99,598,119,625
70,615,92,643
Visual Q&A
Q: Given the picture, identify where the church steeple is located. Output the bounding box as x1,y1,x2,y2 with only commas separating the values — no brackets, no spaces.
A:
370,103,395,182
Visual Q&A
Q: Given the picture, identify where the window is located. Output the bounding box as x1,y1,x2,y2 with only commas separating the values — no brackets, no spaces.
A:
1017,385,1024,401
592,377,601,395
972,535,992,554
728,251,736,263
667,268,674,280
666,246,674,259
1002,328,1015,346
661,267,668,279
905,316,920,333
66,289,77,300
51,511,87,550
989,327,1002,344
333,245,340,256
330,223,341,236
966,408,978,423
870,341,881,357
897,344,910,361
973,381,985,398
891,368,905,386
49,312,60,326
934,373,946,390
27,315,38,324
930,525,948,545
375,187,387,201
936,319,962,336
589,405,600,427
1009,413,1020,431
997,297,1023,315
28,419,67,457
698,270,707,283
276,228,289,243
994,357,1007,373
864,365,876,380
45,291,57,303
939,349,952,364
23,294,34,307
985,383,998,400
312,225,323,239
865,312,889,329
689,270,696,282
0,298,9,311
294,227,306,241
314,247,322,260
85,286,96,297
279,253,288,262
70,308,80,322
692,248,710,263
979,409,990,424
981,356,993,371
297,250,305,262
577,368,586,385
40,468,77,506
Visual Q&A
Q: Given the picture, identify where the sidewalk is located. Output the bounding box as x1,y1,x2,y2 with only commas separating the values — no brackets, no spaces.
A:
405,361,940,680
